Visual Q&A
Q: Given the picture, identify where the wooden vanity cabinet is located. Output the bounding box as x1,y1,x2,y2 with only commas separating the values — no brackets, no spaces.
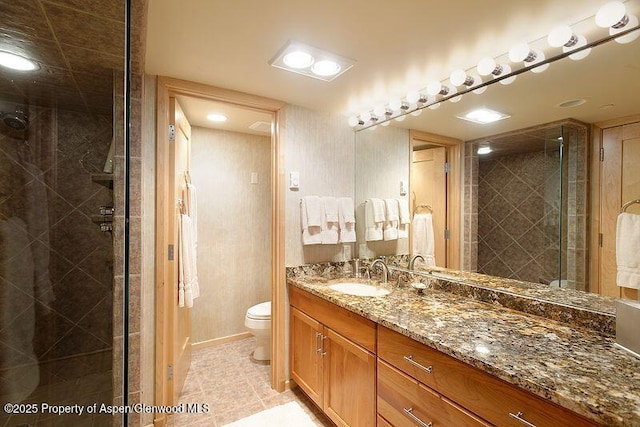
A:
378,326,597,427
290,287,376,427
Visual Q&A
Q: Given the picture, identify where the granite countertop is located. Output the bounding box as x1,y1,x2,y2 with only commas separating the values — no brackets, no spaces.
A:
287,272,640,426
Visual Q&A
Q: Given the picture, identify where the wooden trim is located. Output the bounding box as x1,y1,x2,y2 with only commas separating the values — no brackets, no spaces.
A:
589,125,602,294
595,114,640,129
410,130,462,269
191,332,252,350
154,76,287,413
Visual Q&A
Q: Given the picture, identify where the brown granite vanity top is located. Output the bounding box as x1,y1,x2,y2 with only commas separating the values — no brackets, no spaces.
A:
287,268,640,426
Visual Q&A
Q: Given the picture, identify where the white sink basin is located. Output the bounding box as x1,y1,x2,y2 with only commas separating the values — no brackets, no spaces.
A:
328,282,391,297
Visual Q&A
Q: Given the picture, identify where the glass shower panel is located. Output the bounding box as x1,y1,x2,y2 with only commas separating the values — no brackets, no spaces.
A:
0,1,126,426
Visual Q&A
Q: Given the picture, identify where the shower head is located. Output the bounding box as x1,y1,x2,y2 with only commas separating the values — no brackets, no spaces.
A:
1,109,28,131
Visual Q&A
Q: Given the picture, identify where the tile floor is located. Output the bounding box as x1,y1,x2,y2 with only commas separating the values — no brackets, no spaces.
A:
166,337,335,427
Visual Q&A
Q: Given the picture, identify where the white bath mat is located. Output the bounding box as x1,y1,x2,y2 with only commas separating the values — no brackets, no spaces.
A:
223,401,317,427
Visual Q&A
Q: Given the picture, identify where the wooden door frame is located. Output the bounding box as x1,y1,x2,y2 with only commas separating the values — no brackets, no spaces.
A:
409,130,462,269
591,113,640,296
154,77,286,424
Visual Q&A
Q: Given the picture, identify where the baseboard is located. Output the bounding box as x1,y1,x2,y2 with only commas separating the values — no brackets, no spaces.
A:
191,331,252,350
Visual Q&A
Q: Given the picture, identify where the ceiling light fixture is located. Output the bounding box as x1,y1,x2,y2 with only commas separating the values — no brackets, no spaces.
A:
0,51,38,71
477,146,493,155
269,40,355,82
450,69,486,94
509,42,549,73
476,57,516,85
207,113,227,122
596,1,640,44
458,108,510,124
547,25,591,60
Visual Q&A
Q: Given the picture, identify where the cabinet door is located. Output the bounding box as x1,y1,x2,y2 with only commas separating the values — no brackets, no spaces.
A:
291,307,324,407
323,327,376,427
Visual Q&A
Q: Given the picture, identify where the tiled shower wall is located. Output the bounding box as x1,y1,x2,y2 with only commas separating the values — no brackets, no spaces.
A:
0,106,113,409
476,150,562,284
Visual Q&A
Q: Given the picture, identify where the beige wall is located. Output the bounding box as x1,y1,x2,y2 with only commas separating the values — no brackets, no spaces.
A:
190,127,272,343
355,126,410,258
283,105,356,267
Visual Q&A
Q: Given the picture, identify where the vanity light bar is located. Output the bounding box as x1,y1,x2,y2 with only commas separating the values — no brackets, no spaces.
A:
349,1,640,130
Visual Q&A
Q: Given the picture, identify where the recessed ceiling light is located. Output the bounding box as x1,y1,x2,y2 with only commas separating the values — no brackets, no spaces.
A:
207,113,227,122
557,98,586,108
269,40,355,82
0,51,38,71
283,51,314,69
477,146,493,155
458,108,510,124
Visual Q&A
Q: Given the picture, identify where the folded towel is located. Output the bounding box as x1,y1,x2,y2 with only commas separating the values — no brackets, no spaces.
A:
301,199,322,245
383,199,399,241
338,197,356,243
365,198,384,241
323,197,339,222
304,196,323,227
397,199,410,239
617,212,640,289
412,213,436,266
186,183,198,245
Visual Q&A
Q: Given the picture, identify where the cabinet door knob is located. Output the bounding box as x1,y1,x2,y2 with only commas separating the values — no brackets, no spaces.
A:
403,355,433,373
509,411,537,427
403,407,432,427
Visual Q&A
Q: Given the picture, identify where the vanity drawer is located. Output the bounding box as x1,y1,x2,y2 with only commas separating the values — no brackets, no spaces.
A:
378,360,489,427
290,286,376,352
378,326,596,427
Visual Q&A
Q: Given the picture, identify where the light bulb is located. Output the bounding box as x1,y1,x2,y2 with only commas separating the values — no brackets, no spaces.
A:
311,60,340,76
612,14,640,44
283,51,314,69
381,120,391,126
450,69,470,87
548,25,576,48
471,75,487,94
389,98,402,111
509,43,535,63
477,57,498,76
428,102,441,110
596,1,627,28
394,115,406,122
567,35,591,60
348,116,360,127
406,90,421,104
373,105,387,117
427,81,449,96
361,111,372,122
530,49,549,73
410,109,422,117
498,64,516,85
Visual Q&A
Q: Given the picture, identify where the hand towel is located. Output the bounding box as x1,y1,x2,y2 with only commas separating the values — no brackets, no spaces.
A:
338,197,356,243
321,197,339,244
616,212,640,289
179,214,200,307
304,196,323,227
397,199,410,239
186,183,198,245
412,213,436,266
383,198,399,241
365,198,385,241
301,199,322,245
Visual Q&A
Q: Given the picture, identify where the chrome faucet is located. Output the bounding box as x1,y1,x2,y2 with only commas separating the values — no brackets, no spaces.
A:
408,254,425,270
369,258,389,284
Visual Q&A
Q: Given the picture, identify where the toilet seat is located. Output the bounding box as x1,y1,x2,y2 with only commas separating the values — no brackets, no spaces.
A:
247,301,271,320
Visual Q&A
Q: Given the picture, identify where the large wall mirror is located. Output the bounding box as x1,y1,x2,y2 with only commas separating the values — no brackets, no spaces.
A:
355,20,640,303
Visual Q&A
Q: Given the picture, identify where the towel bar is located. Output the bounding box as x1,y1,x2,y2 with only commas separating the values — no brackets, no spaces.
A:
621,198,640,213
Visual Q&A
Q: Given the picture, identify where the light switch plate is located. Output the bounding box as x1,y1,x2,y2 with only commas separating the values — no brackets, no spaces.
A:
289,171,299,189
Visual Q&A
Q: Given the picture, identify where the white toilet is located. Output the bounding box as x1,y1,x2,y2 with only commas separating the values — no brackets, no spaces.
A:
244,301,271,361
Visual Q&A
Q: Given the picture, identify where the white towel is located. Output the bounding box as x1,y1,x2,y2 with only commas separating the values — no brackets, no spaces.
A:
383,199,399,241
185,183,198,245
321,197,339,244
412,213,436,266
179,214,200,307
397,199,410,239
365,198,385,241
301,199,322,245
616,212,640,289
304,196,323,227
338,197,356,243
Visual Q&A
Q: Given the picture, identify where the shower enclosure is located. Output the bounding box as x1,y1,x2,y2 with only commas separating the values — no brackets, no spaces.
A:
0,1,130,426
464,121,589,290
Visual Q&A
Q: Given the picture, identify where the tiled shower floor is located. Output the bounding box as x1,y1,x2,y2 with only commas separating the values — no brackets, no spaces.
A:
166,337,334,427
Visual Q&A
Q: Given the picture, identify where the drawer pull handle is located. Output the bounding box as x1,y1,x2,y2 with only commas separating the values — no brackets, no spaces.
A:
509,411,537,427
403,355,433,373
320,334,327,356
403,407,432,427
315,332,322,353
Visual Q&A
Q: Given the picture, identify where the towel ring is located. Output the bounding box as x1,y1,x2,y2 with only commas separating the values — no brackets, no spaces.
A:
621,198,640,213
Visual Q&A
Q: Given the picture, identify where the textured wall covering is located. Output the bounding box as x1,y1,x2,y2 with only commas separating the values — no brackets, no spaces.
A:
0,106,113,422
477,150,561,283
283,105,355,267
190,127,271,343
355,126,410,259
